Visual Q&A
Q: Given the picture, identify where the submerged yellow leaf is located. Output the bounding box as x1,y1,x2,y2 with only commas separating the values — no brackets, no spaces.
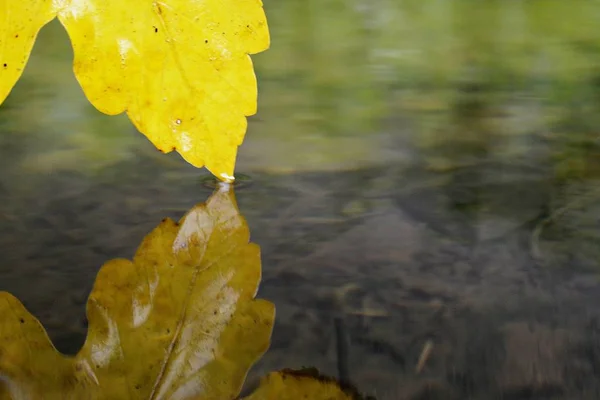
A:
0,0,269,181
243,369,364,400
0,185,275,399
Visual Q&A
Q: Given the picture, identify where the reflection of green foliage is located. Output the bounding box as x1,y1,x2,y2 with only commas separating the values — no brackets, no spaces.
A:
548,63,600,183
0,21,139,175
552,131,600,183
2,0,600,175
251,0,600,172
258,0,383,136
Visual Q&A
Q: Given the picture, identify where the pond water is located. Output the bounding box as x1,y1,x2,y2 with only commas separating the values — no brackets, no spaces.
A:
3,0,600,399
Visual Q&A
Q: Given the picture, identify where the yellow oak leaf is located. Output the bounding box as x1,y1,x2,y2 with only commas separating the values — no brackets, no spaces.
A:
0,1,56,101
0,185,275,399
243,368,366,400
0,0,269,181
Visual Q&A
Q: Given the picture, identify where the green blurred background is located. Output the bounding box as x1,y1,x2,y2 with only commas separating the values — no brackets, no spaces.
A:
2,0,600,179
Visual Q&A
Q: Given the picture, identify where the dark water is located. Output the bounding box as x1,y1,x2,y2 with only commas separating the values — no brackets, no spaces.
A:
3,1,600,399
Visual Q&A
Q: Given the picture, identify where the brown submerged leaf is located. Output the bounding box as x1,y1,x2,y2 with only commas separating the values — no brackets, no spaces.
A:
243,368,373,400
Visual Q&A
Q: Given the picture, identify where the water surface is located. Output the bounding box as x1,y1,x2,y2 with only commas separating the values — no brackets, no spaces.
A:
2,1,600,398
